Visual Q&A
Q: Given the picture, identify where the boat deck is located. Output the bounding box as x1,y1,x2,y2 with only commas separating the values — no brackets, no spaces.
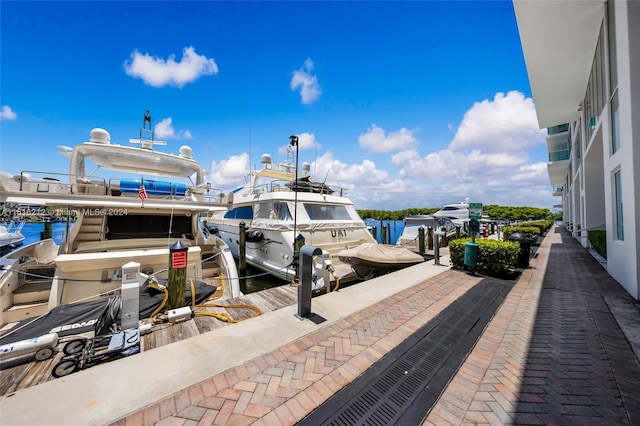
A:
0,284,299,397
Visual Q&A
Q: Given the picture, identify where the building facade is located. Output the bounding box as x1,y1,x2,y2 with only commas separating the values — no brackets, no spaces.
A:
513,0,639,299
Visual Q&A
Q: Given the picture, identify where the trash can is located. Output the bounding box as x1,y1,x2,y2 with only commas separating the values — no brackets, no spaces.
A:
464,242,479,269
507,232,530,268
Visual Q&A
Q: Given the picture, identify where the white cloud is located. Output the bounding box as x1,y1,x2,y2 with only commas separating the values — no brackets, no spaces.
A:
207,91,554,209
124,46,218,88
1,105,17,121
450,91,544,154
358,124,419,153
290,58,321,105
209,152,250,189
385,90,550,208
154,117,193,139
277,132,320,155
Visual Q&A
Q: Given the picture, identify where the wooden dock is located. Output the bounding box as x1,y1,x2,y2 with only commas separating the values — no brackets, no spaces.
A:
0,284,299,397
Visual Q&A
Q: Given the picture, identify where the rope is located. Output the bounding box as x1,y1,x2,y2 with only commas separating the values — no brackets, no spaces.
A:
147,277,262,325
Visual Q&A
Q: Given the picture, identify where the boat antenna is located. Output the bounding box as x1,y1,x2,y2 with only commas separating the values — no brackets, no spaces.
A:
129,110,167,150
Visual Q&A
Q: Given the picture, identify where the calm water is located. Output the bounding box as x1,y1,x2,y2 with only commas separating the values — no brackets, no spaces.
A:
20,221,71,246
365,219,404,245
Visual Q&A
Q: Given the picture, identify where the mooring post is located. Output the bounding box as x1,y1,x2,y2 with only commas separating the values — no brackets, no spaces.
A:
418,226,425,255
238,221,246,287
168,241,188,309
427,226,433,250
296,245,322,319
434,230,445,265
41,220,53,240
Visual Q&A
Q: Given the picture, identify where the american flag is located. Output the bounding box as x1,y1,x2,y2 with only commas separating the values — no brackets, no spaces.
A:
139,183,148,201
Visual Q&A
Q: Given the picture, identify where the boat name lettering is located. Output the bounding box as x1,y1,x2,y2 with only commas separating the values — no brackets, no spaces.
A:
330,229,348,238
50,319,98,333
83,208,128,216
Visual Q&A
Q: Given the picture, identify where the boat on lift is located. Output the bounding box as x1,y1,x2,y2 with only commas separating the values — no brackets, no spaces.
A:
396,215,461,253
0,111,240,333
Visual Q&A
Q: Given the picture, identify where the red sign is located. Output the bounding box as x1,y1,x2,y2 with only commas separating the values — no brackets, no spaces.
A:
171,251,187,269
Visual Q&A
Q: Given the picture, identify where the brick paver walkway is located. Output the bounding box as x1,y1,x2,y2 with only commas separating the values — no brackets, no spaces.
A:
113,226,640,425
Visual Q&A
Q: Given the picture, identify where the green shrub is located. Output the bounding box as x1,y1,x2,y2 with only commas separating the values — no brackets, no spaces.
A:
502,226,540,244
588,230,607,258
524,220,552,235
449,238,520,277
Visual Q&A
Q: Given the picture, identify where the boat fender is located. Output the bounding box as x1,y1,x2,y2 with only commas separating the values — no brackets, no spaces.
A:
206,224,219,235
245,230,264,243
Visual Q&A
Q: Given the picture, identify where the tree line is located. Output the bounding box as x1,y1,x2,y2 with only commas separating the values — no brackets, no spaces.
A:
357,205,556,222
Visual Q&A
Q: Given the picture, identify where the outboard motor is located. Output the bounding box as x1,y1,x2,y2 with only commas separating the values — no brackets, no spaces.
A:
245,230,264,243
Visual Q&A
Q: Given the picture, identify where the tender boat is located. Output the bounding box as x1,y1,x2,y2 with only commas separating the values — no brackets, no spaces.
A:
337,243,425,280
0,112,240,332
0,221,25,255
206,145,377,285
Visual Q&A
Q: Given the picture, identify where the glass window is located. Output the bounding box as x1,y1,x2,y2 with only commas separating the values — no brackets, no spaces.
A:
608,0,617,92
255,202,292,220
224,206,253,219
614,170,623,240
304,204,352,220
611,91,620,153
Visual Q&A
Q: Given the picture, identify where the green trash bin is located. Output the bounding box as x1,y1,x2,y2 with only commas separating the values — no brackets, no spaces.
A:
464,242,479,268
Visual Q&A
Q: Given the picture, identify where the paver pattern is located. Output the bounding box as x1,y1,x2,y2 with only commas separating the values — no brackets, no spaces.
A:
113,226,640,425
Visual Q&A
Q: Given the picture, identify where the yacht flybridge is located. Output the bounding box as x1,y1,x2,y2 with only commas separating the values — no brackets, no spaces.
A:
0,112,240,330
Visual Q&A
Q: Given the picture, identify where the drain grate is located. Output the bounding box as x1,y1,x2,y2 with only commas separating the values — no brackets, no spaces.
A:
298,278,510,426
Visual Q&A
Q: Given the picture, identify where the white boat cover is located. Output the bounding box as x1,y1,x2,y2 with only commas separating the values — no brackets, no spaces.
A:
338,243,424,264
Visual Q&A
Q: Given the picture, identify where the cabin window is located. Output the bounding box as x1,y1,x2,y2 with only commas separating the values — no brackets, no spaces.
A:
106,215,192,239
223,206,253,219
255,202,292,220
304,203,351,221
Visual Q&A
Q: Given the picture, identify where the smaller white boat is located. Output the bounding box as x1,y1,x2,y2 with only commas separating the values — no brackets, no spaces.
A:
0,221,25,255
433,198,470,226
337,243,425,280
396,215,461,253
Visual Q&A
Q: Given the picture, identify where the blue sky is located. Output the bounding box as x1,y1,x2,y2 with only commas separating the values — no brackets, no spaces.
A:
1,1,554,210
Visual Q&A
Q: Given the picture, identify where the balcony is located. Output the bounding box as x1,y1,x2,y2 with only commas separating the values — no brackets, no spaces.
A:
548,150,570,162
548,123,570,135
552,186,564,197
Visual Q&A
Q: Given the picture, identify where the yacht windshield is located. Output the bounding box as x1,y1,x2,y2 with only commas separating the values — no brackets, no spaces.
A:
255,202,292,221
303,203,351,221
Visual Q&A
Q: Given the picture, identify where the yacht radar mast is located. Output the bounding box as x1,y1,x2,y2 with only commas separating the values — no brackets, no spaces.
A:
129,110,167,150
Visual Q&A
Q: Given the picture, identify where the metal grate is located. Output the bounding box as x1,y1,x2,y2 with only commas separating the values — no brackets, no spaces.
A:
298,278,510,426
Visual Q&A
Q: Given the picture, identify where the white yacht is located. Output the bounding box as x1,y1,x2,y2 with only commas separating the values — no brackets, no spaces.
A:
0,112,240,331
206,147,377,285
433,198,470,226
396,215,459,253
0,221,25,255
